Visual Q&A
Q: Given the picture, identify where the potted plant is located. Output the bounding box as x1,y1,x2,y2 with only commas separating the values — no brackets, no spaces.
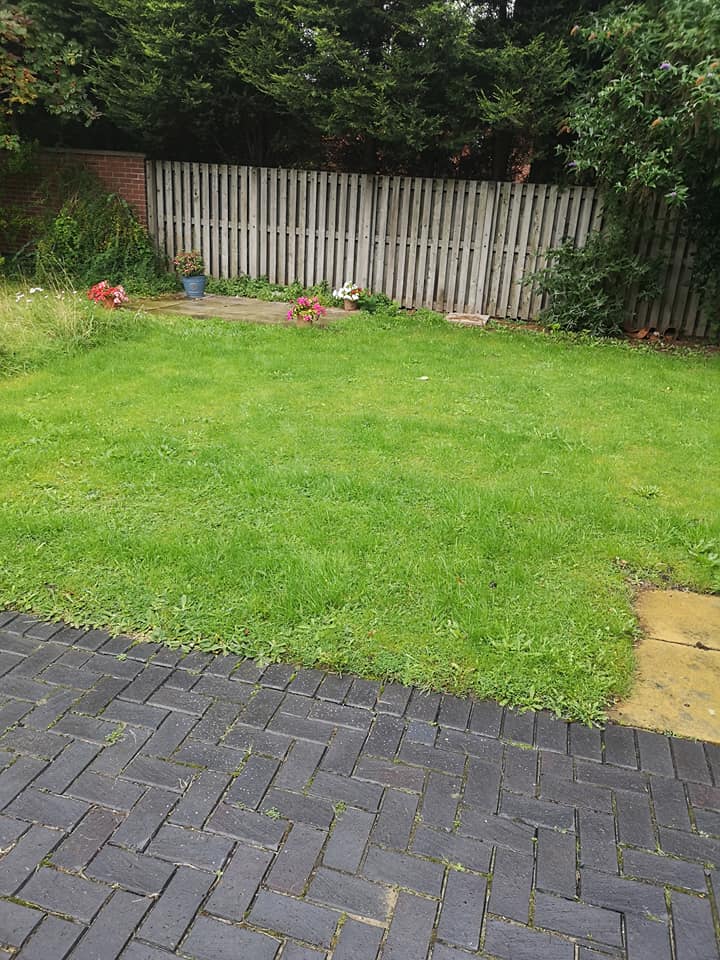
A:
87,280,129,309
287,295,327,326
333,280,364,311
173,250,207,299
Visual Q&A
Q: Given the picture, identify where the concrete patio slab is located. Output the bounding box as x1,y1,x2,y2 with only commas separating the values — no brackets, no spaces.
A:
0,609,718,960
137,294,345,326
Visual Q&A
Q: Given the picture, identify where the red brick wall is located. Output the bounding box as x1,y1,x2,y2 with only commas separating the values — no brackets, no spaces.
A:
0,148,148,250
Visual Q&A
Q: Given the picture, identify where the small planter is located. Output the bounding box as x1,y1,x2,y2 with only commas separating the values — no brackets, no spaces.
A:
182,275,207,299
295,316,313,327
343,299,358,311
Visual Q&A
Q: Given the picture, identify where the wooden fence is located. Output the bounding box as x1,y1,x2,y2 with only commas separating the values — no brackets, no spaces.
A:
146,160,709,337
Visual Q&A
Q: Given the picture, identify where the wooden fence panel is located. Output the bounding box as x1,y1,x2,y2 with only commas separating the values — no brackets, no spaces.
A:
146,160,709,337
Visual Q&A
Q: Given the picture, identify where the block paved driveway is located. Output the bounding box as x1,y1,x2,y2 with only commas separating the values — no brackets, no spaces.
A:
0,612,717,960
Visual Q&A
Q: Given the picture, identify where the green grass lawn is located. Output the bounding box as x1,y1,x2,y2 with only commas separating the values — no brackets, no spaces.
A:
1,305,719,721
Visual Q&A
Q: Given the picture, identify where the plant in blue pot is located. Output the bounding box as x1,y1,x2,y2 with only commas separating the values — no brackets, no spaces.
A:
173,250,207,299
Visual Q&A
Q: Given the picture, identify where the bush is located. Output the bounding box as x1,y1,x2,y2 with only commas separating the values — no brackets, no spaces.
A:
35,190,170,293
207,275,334,305
530,228,660,338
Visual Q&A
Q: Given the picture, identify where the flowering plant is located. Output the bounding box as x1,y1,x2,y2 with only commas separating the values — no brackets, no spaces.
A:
287,295,327,324
173,250,205,277
87,280,128,309
332,280,363,301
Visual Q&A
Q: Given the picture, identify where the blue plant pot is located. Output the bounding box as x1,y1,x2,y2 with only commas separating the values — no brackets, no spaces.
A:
182,275,207,299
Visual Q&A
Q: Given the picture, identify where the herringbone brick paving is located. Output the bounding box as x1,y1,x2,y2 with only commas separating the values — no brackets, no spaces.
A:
0,610,717,959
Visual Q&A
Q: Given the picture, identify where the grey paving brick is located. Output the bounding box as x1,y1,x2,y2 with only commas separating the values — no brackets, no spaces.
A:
53,806,123,871
411,824,492,873
382,891,436,960
316,674,353,703
206,802,287,848
579,867,668,919
15,915,82,959
22,688,77,729
332,919,383,960
503,745,538,794
500,791,575,831
0,813,27,847
181,915,280,960
21,867,111,922
308,771,382,812
0,824,58,895
575,758,647,793
345,677,379,709
671,738,712,784
143,713,198,758
377,682,411,716
695,806,720,836
249,890,339,948
603,724,638,769
287,668,324,697
464,757,501,812
625,915,672,960
232,657,263,682
459,807,535,853
670,889,719,960
483,918,575,960
192,674,252,702
405,689,440,723
307,867,391,922
362,844,444,896
75,677,130,717
615,791,655,849
222,723,293,759
267,822,325,894
487,847,534,923
263,787,335,829
540,774,613,815
172,739,245,774
533,891,623,947
86,845,174,896
622,847,707,891
138,867,215,950
147,686,210,716
102,699,169,730
578,808,618,873
309,699,371,730
147,823,233,871
323,807,374,873
570,723,603,762
0,899,43,948
536,825,577,898
120,755,190,792
502,707,535,745
204,843,273,920
438,727,504,763
405,720,437,745
355,757,425,792
364,714,404,758
268,712,335,744
261,662,295,689
111,788,177,851
119,667,171,705
320,727,365,775
0,726,70,760
68,889,151,960
190,700,239,743
372,787,418,850
169,769,230,828
226,754,279,808
398,740,465,776
421,772,461,830
535,710,568,752
281,943,324,960
437,869,486,949
205,653,242,678
7,786,89,829
239,687,284,727
83,654,143,681
650,778,691,830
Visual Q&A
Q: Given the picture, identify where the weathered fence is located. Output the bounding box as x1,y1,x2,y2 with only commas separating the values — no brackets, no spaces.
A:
146,161,709,337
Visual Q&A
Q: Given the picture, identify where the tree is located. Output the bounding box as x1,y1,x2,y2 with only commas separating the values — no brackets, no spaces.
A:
1,4,95,155
565,0,720,299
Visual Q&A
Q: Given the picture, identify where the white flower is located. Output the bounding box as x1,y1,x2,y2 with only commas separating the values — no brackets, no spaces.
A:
29,286,44,294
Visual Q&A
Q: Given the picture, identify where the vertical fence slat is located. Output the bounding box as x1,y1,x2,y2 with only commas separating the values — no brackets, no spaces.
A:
316,172,327,287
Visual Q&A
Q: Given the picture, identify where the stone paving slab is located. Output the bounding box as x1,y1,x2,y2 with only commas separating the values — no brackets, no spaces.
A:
137,294,345,326
0,610,718,959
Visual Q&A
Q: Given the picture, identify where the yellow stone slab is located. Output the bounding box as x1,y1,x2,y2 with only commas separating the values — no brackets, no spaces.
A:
610,638,720,742
636,589,720,650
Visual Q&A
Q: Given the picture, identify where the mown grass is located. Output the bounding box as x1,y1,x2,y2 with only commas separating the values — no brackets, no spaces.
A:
0,299,718,721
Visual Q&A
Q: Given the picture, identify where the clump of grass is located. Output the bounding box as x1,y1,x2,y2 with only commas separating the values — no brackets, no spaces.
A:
0,281,147,377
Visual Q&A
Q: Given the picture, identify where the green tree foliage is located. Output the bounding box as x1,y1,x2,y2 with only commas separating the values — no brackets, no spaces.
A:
565,0,720,301
1,4,94,153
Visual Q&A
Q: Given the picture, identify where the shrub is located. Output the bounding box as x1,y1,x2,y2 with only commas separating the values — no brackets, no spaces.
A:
35,189,168,293
529,228,660,338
